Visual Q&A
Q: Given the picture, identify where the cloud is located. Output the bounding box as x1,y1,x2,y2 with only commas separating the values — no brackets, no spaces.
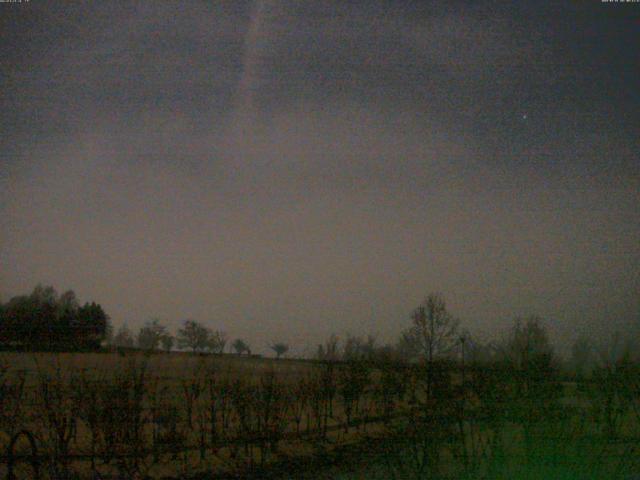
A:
1,0,638,353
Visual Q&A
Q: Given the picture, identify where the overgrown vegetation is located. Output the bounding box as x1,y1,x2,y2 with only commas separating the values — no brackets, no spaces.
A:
0,291,638,479
0,286,109,351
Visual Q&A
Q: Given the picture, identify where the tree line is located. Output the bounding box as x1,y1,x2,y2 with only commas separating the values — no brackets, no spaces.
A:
0,285,109,351
1,286,637,368
113,319,289,358
0,285,265,356
111,319,232,354
1,295,638,478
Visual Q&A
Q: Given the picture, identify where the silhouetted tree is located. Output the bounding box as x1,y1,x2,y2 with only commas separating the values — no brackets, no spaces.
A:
401,293,458,395
316,334,339,361
501,316,554,369
56,290,79,345
401,293,459,362
338,358,370,430
343,334,376,361
2,286,57,348
160,334,175,353
76,302,109,349
464,335,499,365
0,285,110,350
232,338,250,355
270,342,289,359
206,330,227,354
571,336,594,377
177,320,210,353
113,324,135,348
137,319,167,351
500,316,561,459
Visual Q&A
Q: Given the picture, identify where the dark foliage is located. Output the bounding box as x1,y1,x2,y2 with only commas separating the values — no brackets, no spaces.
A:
0,285,110,351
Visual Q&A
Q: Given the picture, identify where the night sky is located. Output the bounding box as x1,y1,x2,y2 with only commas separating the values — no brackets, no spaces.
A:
1,1,638,354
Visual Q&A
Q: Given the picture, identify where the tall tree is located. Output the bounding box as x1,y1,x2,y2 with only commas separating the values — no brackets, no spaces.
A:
400,293,459,396
177,319,210,353
76,302,110,349
56,290,79,345
0,285,110,350
137,319,167,351
502,316,554,369
343,334,376,361
571,336,593,377
401,293,459,362
206,330,227,354
270,342,289,359
232,338,250,355
316,334,340,361
113,324,135,348
160,334,175,353
501,316,561,449
28,285,58,348
0,295,33,346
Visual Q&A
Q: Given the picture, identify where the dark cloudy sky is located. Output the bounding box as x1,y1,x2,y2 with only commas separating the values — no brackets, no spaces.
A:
1,0,638,354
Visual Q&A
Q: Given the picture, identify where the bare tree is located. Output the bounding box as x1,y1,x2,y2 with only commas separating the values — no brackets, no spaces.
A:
500,316,561,458
463,335,499,365
232,338,250,355
160,334,175,353
343,334,376,361
401,293,459,362
113,324,134,348
270,342,289,359
207,330,227,354
501,316,554,369
400,293,459,397
137,319,167,351
177,319,210,353
316,334,339,361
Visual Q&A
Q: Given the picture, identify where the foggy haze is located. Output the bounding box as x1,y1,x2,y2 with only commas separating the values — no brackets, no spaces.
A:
1,1,638,354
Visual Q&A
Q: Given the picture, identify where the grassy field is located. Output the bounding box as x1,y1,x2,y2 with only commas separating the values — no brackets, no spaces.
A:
1,351,639,479
0,351,405,479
